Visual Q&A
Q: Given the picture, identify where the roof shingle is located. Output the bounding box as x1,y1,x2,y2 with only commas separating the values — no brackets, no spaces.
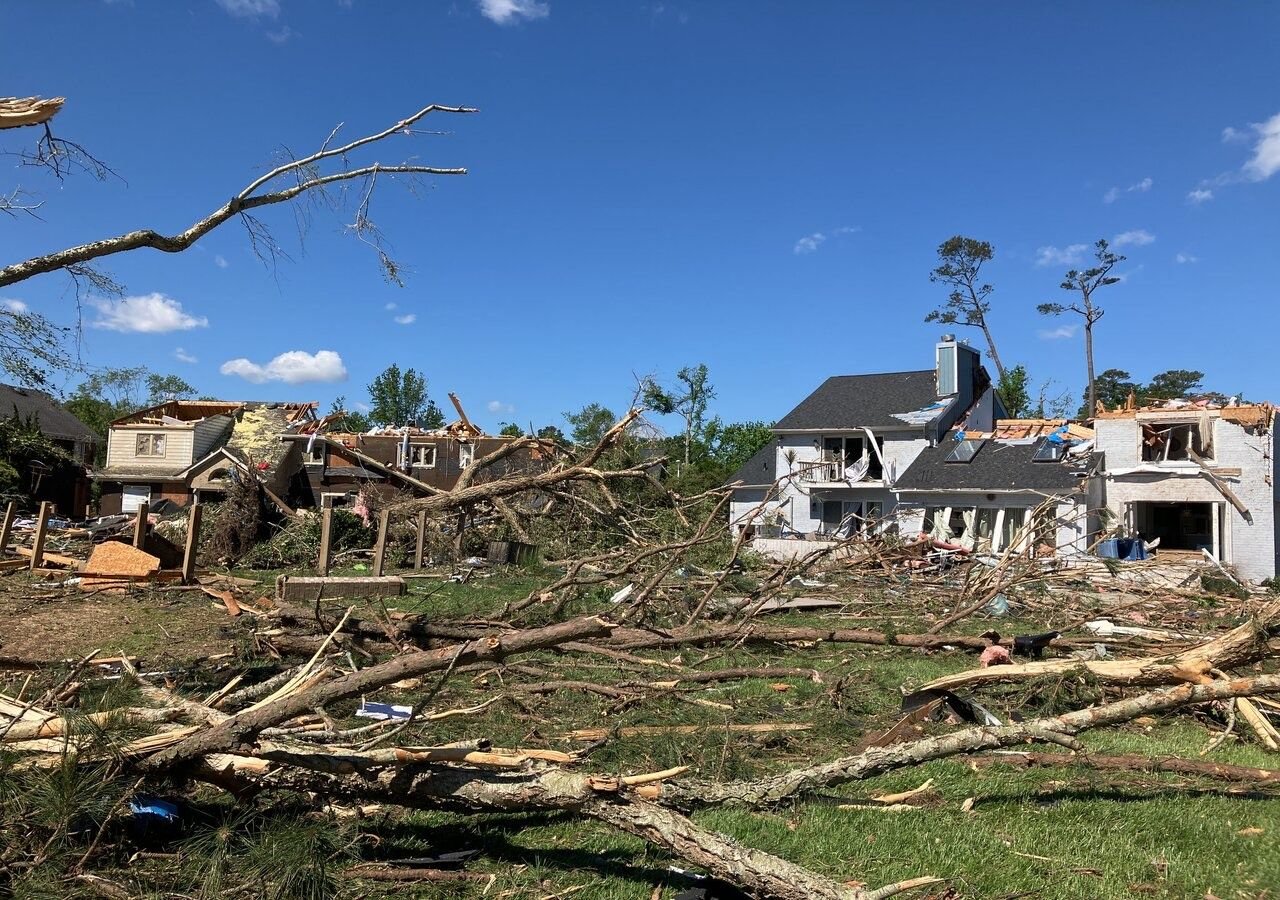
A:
773,370,940,430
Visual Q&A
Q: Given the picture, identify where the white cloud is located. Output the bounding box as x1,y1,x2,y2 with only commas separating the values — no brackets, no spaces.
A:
174,347,198,363
1175,252,1198,264
214,0,280,17
1103,177,1152,203
793,232,826,255
487,400,515,414
384,302,397,310
1,299,29,314
265,25,294,43
1222,126,1247,144
792,226,857,255
476,0,548,24
1187,188,1214,204
220,349,347,384
1113,229,1155,247
214,254,229,269
1242,111,1280,182
89,293,209,333
393,313,416,325
1034,244,1087,267
1038,325,1079,340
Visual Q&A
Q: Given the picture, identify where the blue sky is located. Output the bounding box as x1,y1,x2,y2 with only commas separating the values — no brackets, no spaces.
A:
3,1,1278,433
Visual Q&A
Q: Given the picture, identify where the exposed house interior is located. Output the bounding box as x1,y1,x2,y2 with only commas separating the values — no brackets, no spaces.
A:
1130,500,1220,555
1141,418,1213,462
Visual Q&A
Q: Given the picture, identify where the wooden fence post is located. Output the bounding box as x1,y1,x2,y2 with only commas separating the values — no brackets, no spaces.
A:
133,500,150,550
182,503,203,584
414,509,427,571
0,500,14,554
372,509,391,577
317,505,334,575
28,501,51,572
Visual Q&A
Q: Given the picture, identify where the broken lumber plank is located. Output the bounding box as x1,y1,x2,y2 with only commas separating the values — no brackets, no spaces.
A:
317,505,334,575
27,502,51,572
414,509,426,571
181,503,203,584
13,547,82,569
372,509,390,577
276,575,406,602
132,500,150,549
0,500,14,552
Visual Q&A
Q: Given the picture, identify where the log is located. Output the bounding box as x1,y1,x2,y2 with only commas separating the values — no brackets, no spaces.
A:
967,750,1280,785
660,672,1280,809
913,598,1280,695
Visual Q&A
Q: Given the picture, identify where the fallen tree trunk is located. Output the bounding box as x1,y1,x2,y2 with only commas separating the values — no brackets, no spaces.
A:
200,761,934,900
140,615,614,771
912,599,1280,695
660,672,1280,808
967,749,1280,786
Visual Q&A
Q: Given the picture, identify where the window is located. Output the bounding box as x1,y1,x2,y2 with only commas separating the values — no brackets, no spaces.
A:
321,492,352,508
816,435,884,481
459,443,474,468
1142,421,1213,463
401,444,436,468
135,433,166,457
305,440,325,465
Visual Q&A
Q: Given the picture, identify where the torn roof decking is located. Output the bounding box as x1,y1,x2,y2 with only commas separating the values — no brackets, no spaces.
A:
1093,401,1275,428
110,400,318,427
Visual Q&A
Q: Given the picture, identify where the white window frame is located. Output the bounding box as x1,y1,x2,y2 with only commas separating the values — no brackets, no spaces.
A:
135,433,167,457
459,443,474,469
321,492,352,508
399,443,437,469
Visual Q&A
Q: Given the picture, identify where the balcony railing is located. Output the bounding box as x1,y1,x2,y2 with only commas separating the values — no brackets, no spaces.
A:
799,454,878,484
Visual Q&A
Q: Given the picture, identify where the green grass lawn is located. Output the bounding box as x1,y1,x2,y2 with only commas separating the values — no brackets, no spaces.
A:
8,567,1277,899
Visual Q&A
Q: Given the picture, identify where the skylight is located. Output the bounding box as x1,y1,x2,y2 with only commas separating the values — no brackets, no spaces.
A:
1032,440,1066,462
944,439,985,463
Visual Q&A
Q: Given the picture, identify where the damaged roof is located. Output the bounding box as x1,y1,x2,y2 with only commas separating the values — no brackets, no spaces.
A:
895,433,1090,493
0,383,97,443
727,442,777,488
774,370,939,430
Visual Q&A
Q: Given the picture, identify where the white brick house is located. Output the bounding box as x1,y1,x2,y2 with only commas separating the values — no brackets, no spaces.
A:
729,337,1005,539
1093,404,1279,581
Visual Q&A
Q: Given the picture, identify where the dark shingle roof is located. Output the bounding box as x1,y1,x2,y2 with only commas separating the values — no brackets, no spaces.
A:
894,435,1089,493
0,383,96,442
726,443,777,488
773,370,940,430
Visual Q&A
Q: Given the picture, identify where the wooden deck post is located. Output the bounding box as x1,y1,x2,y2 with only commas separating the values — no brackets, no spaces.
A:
0,500,15,555
317,505,334,575
28,501,51,572
182,503,203,584
132,500,150,550
372,509,391,577
414,509,427,571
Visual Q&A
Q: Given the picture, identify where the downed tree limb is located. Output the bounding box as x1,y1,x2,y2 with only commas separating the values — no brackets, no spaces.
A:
138,615,615,771
200,762,936,900
659,672,1280,808
913,598,1280,694
967,749,1280,786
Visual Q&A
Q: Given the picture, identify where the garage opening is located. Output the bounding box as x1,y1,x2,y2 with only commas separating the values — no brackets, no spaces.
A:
1132,501,1220,556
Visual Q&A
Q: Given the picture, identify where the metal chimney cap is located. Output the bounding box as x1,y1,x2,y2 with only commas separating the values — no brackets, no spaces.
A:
940,333,955,342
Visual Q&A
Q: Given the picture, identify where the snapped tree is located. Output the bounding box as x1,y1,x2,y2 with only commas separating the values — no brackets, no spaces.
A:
1037,239,1125,417
644,364,716,467
926,236,1006,381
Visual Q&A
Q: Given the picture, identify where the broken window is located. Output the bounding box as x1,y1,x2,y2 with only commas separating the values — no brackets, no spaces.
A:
402,444,436,468
817,435,884,481
459,443,474,469
1142,419,1213,462
1000,508,1028,552
135,433,166,457
1032,440,1066,462
305,441,325,465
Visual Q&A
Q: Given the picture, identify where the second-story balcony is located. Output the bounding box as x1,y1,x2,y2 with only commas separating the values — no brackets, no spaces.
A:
799,454,876,484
